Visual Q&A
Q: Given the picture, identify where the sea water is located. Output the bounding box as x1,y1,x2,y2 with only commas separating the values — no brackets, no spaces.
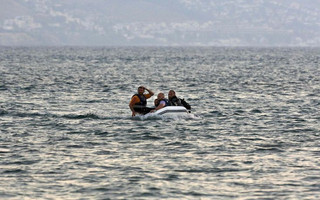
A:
0,47,319,199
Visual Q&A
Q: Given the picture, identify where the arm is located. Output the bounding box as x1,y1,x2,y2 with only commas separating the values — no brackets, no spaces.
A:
144,87,154,97
129,96,138,116
129,103,136,116
150,101,165,112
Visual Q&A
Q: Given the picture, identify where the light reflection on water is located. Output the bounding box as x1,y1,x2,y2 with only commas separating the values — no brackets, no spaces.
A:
0,47,319,199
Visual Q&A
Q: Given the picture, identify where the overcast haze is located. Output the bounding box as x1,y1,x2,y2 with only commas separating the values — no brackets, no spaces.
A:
1,0,320,46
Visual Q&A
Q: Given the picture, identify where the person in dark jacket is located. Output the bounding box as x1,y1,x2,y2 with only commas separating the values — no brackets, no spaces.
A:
168,90,191,110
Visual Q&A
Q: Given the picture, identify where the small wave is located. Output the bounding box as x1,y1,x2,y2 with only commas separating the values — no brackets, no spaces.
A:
15,112,51,118
254,147,285,153
62,113,101,120
60,113,125,120
234,109,246,115
2,111,54,118
0,148,10,153
21,85,36,91
0,85,8,91
1,110,117,121
250,109,262,113
209,110,224,116
66,144,85,148
2,169,27,174
94,130,110,135
0,109,9,116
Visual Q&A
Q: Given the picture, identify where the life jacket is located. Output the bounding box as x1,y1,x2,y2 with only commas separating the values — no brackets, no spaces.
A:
132,94,147,106
170,96,191,110
169,96,182,106
159,98,170,107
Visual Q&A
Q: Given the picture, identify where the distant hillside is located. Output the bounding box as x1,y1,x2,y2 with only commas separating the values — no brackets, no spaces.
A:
1,0,319,46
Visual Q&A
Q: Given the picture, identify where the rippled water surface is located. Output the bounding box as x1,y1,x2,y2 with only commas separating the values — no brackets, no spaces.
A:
0,47,319,199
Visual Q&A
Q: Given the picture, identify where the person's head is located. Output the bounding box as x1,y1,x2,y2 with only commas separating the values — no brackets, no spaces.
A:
154,99,159,106
157,93,165,100
168,90,176,99
137,86,145,95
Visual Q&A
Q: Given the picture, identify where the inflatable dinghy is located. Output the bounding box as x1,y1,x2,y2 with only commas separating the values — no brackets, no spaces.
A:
133,106,193,120
152,106,190,117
